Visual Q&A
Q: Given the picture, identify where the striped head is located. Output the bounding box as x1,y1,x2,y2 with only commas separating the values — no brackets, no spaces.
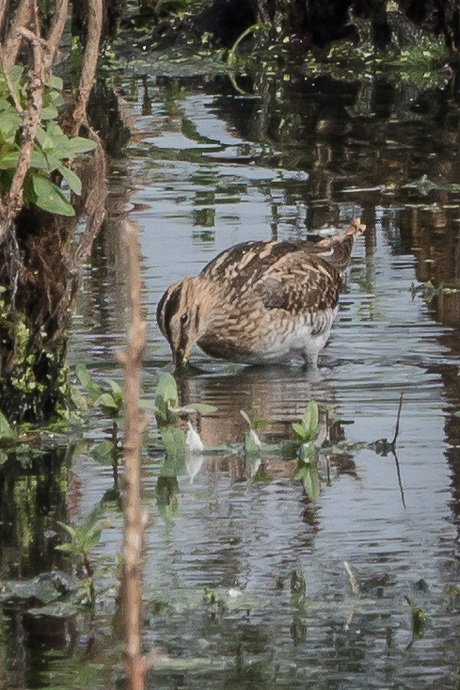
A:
157,276,209,367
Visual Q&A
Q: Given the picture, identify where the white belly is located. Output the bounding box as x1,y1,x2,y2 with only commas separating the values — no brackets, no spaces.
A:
244,306,338,365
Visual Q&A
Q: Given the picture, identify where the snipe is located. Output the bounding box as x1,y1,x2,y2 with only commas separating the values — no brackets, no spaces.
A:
157,218,365,367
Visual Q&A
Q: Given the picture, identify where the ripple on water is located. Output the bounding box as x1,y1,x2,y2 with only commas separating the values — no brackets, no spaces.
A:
65,78,460,690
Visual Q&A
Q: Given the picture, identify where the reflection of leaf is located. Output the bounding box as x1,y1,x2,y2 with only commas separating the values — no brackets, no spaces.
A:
244,429,261,457
0,411,16,441
280,439,299,459
411,607,426,638
299,441,316,463
245,453,261,478
161,426,186,476
156,476,179,519
92,440,115,464
57,509,107,556
294,457,320,501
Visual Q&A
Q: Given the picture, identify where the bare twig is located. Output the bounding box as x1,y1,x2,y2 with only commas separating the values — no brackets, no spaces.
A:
344,561,360,595
393,450,406,509
119,221,149,690
390,392,404,447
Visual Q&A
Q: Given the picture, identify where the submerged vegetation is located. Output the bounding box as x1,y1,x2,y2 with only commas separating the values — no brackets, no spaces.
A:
1,0,460,687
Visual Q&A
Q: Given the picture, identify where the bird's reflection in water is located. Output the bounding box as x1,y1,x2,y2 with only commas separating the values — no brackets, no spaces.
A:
174,363,358,484
177,363,332,444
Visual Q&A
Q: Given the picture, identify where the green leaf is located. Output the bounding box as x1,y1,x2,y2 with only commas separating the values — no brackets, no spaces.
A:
8,65,24,86
31,174,75,216
292,422,308,441
48,75,63,90
0,111,21,141
155,372,178,425
280,439,299,459
181,402,217,414
82,528,103,551
0,150,19,169
106,379,123,397
36,126,54,151
0,97,15,111
57,521,78,539
240,410,252,428
93,393,121,419
0,450,9,465
139,399,157,409
294,458,320,501
92,440,115,464
79,506,106,534
45,120,67,141
96,394,116,409
29,150,52,170
69,384,87,411
252,418,272,430
0,411,17,440
41,104,59,120
75,363,102,402
48,90,65,108
65,136,97,155
57,163,82,194
55,543,78,554
302,401,319,441
244,429,261,456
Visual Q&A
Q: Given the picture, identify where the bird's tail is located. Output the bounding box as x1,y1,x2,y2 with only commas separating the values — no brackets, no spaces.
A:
310,218,366,270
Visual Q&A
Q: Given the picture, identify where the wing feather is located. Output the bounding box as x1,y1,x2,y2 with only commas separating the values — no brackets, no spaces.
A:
258,253,342,314
200,239,342,315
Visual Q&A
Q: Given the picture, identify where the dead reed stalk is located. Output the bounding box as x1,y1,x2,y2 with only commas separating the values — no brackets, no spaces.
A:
119,221,148,690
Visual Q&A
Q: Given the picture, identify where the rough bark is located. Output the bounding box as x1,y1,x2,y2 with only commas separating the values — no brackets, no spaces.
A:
0,0,106,422
71,0,103,134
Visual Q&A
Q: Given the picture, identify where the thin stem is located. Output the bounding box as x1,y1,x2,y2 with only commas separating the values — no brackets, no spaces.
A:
120,221,149,690
390,392,404,447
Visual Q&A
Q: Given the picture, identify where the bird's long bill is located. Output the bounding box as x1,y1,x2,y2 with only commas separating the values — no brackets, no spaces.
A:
173,347,189,369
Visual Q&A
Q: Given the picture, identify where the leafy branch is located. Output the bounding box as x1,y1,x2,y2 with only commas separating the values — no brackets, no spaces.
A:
0,66,96,217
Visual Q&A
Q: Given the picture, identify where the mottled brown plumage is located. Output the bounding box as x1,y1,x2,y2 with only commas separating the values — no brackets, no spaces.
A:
157,218,365,367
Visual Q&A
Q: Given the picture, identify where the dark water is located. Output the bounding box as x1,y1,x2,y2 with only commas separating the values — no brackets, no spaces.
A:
2,68,460,688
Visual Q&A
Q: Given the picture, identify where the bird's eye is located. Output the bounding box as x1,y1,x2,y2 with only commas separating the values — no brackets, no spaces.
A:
180,313,188,324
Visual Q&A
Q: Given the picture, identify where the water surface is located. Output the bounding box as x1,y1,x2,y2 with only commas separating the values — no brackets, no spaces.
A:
3,70,460,689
